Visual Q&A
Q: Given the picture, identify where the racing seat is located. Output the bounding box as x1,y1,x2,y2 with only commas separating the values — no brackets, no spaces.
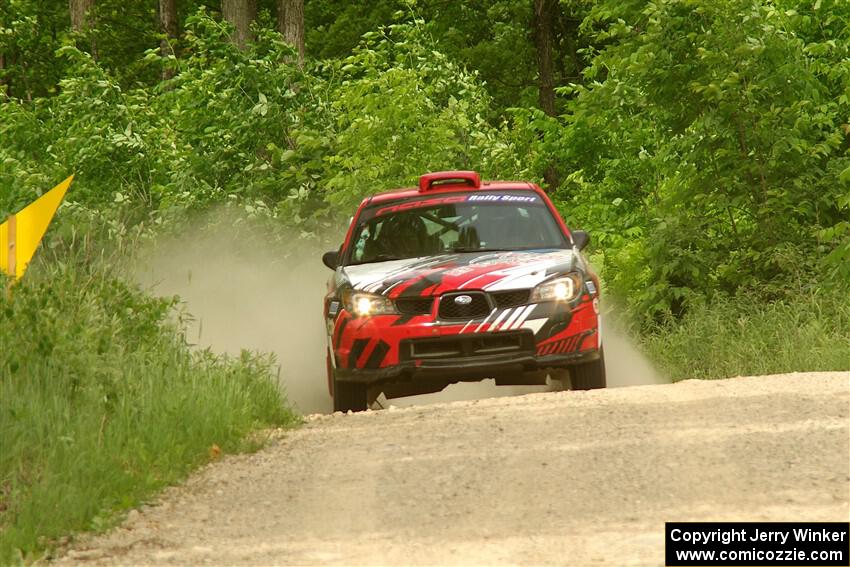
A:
477,207,530,248
365,213,439,260
456,225,481,249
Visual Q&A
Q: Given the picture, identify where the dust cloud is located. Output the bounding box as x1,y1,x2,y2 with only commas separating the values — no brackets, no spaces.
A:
135,219,335,415
601,317,669,388
135,218,666,415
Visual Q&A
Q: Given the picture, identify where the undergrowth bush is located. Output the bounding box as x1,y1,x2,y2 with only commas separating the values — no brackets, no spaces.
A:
0,259,296,562
641,290,850,380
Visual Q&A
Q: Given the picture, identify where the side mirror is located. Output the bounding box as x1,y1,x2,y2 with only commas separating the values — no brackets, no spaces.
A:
322,250,339,270
572,230,590,251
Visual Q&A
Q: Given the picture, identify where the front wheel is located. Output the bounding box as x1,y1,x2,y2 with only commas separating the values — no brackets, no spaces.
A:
570,349,606,390
333,375,368,412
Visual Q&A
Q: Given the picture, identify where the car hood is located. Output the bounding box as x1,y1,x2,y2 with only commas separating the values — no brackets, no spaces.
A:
340,249,577,298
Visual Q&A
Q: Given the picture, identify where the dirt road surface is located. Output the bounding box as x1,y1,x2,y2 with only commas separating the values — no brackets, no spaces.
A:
57,372,849,566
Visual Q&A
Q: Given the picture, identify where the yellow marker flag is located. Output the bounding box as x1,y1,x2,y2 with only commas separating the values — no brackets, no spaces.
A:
0,174,74,280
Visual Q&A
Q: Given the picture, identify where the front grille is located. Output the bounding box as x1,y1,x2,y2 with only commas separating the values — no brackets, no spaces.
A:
438,292,490,320
396,297,434,315
491,289,530,308
401,330,535,361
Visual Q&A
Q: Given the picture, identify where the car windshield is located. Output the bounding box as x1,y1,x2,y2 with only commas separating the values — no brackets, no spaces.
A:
347,191,569,265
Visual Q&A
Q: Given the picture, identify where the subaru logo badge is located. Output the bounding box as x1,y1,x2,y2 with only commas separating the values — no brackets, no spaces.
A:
454,295,473,305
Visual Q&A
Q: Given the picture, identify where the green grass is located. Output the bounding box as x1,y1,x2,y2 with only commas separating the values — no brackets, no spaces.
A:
641,290,850,380
0,263,298,562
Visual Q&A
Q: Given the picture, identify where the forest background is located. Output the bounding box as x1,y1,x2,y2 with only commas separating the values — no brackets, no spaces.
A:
1,0,848,561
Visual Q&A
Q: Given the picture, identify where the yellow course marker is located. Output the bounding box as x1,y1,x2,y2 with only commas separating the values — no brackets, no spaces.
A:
1,174,74,280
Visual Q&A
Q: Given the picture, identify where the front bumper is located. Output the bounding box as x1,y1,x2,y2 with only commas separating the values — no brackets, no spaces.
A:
334,336,600,384
331,294,600,391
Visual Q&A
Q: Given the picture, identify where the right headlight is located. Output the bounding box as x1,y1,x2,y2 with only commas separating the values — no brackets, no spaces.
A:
530,274,582,303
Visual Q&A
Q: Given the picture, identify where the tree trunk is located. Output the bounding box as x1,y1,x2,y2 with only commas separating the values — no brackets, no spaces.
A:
0,10,5,98
277,0,304,64
533,0,557,117
69,0,95,31
69,0,97,59
0,52,6,99
532,0,559,190
159,0,178,80
222,0,257,49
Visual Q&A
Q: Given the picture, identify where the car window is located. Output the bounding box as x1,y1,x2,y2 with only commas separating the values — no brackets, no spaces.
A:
347,192,568,265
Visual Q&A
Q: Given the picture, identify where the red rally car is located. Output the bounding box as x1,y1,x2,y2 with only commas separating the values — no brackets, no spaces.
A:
321,171,605,412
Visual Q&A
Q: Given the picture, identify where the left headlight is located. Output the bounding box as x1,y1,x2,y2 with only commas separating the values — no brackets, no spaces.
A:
342,290,397,317
530,274,583,303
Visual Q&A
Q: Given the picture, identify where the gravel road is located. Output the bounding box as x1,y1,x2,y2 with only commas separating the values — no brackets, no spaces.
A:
56,372,849,566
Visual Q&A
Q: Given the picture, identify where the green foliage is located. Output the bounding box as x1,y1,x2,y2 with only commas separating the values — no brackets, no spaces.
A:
151,12,311,213
304,0,399,60
0,0,167,99
304,0,539,111
0,258,296,562
315,21,530,211
1,12,532,236
0,0,69,99
414,0,544,112
76,0,163,87
545,0,850,321
1,11,309,227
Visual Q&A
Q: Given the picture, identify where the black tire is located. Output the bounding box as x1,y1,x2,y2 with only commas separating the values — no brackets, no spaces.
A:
570,348,607,390
333,376,368,412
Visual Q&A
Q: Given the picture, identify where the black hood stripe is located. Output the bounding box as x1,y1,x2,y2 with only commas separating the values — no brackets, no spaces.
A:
359,254,459,293
397,271,447,297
